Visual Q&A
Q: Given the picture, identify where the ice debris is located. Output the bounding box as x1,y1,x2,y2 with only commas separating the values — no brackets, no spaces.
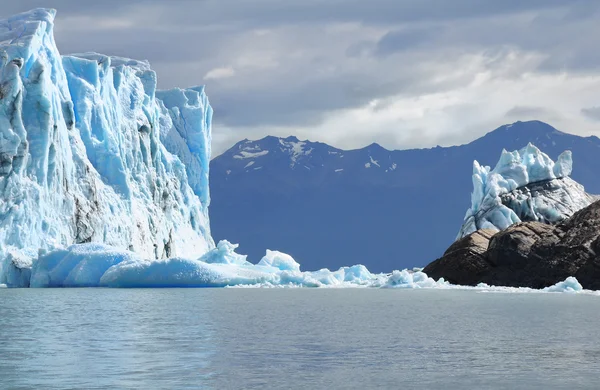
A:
8,241,589,294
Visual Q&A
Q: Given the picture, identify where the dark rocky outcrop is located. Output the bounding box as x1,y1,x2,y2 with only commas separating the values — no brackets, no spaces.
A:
424,200,600,289
422,229,495,285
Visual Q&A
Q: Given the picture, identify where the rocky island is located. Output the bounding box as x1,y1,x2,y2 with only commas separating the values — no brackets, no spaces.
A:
425,145,600,289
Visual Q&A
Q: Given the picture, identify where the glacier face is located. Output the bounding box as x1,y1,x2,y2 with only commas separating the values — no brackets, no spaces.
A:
0,9,213,285
458,143,596,239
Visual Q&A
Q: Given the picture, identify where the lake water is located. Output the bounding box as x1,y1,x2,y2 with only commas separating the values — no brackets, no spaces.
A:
1,288,599,389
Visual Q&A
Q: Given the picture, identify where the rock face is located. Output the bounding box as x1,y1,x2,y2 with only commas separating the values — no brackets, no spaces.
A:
422,229,496,286
424,200,600,289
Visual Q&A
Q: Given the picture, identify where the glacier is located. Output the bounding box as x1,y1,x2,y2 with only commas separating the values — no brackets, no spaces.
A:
0,9,213,286
457,143,596,239
0,9,595,295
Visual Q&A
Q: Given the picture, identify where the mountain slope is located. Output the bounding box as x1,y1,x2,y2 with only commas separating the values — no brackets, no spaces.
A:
210,121,600,272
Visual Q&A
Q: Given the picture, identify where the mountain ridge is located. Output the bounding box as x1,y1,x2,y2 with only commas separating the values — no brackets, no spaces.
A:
210,120,600,272
215,120,590,160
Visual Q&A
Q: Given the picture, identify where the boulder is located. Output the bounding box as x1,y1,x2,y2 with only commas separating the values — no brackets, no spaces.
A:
423,229,495,285
425,200,600,289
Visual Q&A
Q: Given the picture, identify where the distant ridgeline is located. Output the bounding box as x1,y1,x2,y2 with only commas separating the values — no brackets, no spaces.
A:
0,9,214,282
210,121,600,272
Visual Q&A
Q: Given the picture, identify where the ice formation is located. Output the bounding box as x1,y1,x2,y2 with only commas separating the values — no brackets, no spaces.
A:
0,9,594,295
21,241,592,294
458,144,596,239
0,9,214,285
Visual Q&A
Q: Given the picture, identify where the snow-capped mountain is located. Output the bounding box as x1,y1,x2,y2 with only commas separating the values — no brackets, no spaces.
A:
0,9,213,284
210,121,600,272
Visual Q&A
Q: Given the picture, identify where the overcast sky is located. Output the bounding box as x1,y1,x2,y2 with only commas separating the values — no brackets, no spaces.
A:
4,1,600,155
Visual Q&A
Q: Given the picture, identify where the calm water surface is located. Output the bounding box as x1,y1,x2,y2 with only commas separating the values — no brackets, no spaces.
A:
1,288,599,389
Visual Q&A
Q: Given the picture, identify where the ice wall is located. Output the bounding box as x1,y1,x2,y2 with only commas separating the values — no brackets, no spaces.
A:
458,143,595,238
0,9,214,285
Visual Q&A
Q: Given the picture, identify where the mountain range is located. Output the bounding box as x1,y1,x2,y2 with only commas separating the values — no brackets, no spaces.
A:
209,121,600,272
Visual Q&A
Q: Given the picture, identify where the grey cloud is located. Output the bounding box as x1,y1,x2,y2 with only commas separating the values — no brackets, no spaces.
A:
209,74,415,127
53,26,233,65
581,107,600,121
375,27,443,56
506,106,557,118
2,0,599,152
2,0,583,26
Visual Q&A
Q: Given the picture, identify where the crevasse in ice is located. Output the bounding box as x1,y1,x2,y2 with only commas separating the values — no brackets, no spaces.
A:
0,9,214,285
457,143,595,239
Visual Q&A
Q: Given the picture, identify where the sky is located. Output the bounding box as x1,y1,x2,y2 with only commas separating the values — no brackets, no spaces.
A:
3,1,600,155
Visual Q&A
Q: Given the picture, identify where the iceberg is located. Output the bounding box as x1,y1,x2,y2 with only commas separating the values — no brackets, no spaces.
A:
0,9,213,285
458,144,596,239
543,276,583,293
258,250,301,272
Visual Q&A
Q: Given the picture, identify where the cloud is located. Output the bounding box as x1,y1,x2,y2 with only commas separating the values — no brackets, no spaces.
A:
204,66,235,80
3,1,600,156
375,26,443,56
505,106,559,119
581,107,600,122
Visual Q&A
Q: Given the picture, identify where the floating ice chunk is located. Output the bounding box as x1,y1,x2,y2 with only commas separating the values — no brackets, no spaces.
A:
0,251,32,288
543,276,583,293
200,240,250,266
100,258,279,288
340,264,373,282
30,244,141,288
258,250,301,272
383,270,443,288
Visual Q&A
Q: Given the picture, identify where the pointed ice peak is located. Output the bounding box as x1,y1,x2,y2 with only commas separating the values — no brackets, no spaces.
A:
460,143,579,239
553,150,572,178
0,9,57,55
3,8,56,25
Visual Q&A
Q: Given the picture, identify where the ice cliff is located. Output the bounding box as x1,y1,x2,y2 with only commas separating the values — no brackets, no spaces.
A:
0,9,214,285
457,143,596,239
